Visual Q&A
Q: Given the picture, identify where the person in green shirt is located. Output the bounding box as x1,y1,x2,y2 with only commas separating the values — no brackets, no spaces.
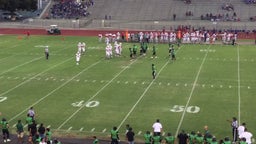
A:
46,128,52,143
152,133,161,144
189,131,196,144
26,114,33,132
211,137,218,144
151,45,157,58
195,133,204,144
239,138,247,144
222,137,231,144
165,132,175,144
129,48,133,59
110,126,119,144
152,64,156,79
1,118,11,143
93,136,99,144
132,44,137,58
16,119,24,143
144,131,152,144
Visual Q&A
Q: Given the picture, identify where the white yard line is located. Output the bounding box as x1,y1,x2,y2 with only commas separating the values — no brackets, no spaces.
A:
117,47,182,130
0,57,72,98
237,45,241,124
57,57,140,129
9,60,101,122
175,45,210,137
0,57,43,76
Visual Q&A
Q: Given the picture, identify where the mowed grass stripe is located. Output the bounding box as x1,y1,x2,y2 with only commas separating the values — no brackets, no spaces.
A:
9,60,101,123
177,44,239,138
56,44,181,132
29,62,133,128
237,45,256,135
56,56,142,129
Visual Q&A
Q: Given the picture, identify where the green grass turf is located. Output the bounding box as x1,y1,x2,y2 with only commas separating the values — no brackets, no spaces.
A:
0,35,255,141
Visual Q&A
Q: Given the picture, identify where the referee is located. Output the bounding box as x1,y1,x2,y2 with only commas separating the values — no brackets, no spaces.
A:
231,117,238,142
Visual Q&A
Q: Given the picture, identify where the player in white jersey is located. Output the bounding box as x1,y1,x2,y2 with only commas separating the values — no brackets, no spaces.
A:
211,33,217,44
81,42,86,54
118,42,122,55
105,36,110,45
114,41,119,56
76,52,81,65
106,43,113,59
98,34,103,42
77,42,82,53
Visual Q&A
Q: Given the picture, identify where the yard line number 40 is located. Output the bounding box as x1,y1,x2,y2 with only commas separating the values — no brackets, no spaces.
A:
170,105,200,113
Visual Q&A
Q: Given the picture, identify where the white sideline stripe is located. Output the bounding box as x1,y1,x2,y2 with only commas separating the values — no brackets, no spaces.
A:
102,128,106,133
79,127,84,131
67,127,72,131
117,46,183,130
175,45,210,137
9,60,101,123
0,57,42,76
57,57,140,129
237,45,241,124
0,58,72,98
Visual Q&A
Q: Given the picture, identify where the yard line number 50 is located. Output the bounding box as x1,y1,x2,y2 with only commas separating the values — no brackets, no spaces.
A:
170,105,200,113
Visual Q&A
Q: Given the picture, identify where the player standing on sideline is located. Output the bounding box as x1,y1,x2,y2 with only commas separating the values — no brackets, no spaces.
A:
0,118,11,143
16,119,24,144
45,46,49,60
152,119,162,136
98,34,103,42
152,64,156,79
28,107,35,120
26,31,30,39
76,52,81,65
144,131,152,144
110,126,120,144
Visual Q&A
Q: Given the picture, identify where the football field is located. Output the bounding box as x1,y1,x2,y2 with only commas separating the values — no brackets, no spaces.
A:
0,35,255,141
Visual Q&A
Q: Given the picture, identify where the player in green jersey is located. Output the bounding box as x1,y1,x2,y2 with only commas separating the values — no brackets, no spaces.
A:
152,64,156,79
46,128,52,143
132,44,137,58
189,131,196,144
165,132,175,144
16,120,24,143
152,133,161,144
1,118,11,143
151,45,157,58
144,131,152,144
110,126,119,144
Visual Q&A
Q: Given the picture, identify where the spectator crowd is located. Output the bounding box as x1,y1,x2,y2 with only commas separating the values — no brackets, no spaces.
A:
50,0,94,19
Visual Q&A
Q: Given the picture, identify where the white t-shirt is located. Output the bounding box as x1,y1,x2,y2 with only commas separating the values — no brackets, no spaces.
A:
152,122,162,132
239,131,253,144
238,125,245,136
